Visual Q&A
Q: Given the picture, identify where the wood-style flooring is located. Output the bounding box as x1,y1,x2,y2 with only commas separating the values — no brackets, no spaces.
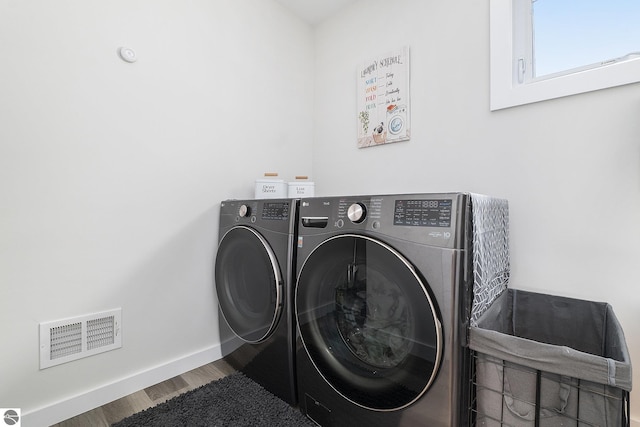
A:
51,358,237,427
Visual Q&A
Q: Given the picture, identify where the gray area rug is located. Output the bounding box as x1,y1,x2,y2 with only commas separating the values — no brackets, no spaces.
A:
112,372,314,426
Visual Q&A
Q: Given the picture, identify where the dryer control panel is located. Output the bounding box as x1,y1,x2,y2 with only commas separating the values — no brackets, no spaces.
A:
261,201,290,221
221,199,296,235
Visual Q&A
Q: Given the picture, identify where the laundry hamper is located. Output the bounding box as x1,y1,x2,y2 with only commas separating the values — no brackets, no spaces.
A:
468,289,632,427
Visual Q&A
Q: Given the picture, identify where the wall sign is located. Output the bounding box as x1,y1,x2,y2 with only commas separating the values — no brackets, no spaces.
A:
357,46,410,148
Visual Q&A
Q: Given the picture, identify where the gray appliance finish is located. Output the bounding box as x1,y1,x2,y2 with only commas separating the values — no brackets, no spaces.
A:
215,198,298,405
294,193,475,426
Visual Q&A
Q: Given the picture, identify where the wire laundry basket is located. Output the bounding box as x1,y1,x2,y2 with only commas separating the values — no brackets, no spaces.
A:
469,352,630,426
468,289,632,427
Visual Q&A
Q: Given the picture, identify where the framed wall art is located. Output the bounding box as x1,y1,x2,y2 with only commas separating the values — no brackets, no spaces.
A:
357,46,411,148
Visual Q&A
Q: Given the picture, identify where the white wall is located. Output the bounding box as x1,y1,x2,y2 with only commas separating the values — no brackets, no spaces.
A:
313,0,640,422
2,0,638,425
0,0,313,424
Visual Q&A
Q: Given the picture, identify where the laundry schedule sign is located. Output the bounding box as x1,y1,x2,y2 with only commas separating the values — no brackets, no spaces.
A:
357,46,410,148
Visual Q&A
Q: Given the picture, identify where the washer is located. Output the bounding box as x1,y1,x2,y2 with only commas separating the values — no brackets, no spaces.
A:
295,194,474,426
386,104,407,136
215,198,298,405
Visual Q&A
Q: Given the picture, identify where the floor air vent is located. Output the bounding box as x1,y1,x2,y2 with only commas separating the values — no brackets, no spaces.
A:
39,308,122,369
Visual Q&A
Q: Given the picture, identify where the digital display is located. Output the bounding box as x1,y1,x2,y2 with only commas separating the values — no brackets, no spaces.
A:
262,202,290,220
393,199,452,227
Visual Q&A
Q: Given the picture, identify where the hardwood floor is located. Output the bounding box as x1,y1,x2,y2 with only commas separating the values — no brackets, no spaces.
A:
51,358,237,427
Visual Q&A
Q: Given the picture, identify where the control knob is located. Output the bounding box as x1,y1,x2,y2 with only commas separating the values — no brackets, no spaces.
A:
238,204,251,217
347,203,366,223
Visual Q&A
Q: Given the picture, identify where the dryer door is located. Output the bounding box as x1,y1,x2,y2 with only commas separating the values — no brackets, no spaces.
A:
215,226,282,343
296,234,443,411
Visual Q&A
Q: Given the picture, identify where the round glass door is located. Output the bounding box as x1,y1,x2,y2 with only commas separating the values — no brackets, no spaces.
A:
296,234,442,411
215,226,282,343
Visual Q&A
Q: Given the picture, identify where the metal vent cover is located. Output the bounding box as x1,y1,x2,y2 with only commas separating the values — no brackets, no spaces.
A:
50,322,83,360
87,315,116,350
39,308,122,369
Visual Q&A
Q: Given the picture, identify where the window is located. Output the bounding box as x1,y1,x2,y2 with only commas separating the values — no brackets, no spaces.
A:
490,0,640,110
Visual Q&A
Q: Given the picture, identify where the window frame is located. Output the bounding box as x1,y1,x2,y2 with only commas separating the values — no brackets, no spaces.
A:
490,0,640,111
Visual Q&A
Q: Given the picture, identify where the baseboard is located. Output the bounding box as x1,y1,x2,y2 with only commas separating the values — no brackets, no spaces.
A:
22,340,238,426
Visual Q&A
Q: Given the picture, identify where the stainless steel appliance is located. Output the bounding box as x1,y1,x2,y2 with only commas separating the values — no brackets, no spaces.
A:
294,193,474,426
215,198,298,405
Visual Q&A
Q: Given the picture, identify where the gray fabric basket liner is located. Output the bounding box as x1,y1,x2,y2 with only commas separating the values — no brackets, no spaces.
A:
469,289,632,391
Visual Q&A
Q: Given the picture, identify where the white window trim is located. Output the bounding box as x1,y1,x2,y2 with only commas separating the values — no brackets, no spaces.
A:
490,0,640,111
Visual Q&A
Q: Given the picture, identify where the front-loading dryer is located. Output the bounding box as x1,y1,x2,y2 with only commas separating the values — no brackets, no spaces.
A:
215,198,298,405
294,193,506,426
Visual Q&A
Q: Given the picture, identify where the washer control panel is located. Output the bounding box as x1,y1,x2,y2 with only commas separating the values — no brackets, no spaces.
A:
393,199,452,227
299,194,463,249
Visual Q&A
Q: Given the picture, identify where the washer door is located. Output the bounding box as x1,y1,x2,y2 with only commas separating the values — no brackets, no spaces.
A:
215,226,282,343
296,234,442,411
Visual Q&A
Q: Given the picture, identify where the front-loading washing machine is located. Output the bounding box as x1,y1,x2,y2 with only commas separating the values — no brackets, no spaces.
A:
294,193,508,426
386,104,407,137
215,198,298,405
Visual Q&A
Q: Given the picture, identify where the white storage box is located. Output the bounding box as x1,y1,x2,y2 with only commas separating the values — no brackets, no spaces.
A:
288,177,315,198
255,173,287,199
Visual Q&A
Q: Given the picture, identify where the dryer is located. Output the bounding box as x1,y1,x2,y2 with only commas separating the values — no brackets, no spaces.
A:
295,193,475,426
215,199,298,405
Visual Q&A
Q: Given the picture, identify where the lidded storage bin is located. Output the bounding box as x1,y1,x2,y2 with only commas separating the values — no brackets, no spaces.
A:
254,173,287,199
469,289,632,427
287,176,314,198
